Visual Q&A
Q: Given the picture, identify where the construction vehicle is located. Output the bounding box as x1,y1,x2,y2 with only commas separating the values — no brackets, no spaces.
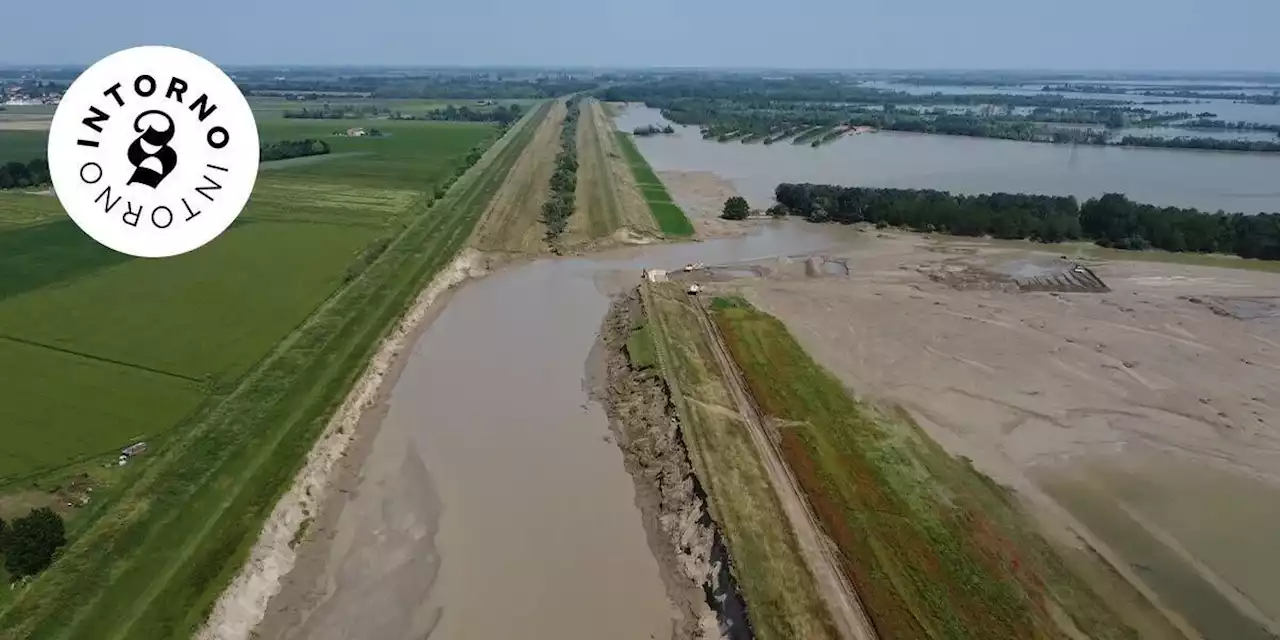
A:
687,283,702,295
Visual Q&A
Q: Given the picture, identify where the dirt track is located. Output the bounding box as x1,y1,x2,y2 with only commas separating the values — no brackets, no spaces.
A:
567,99,660,247
685,293,877,640
472,100,565,253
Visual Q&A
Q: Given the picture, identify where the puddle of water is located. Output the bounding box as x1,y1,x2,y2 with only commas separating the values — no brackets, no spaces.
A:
1039,455,1280,640
331,222,844,639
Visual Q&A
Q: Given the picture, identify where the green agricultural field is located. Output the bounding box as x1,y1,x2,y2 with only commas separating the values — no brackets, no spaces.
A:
710,297,1153,640
0,192,61,229
614,132,694,236
0,106,542,640
0,221,381,382
0,131,47,163
0,339,204,481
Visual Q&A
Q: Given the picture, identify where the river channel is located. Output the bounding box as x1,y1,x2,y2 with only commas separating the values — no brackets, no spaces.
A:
257,224,843,640
615,105,1280,214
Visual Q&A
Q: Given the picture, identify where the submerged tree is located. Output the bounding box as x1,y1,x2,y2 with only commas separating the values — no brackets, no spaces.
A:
721,196,750,220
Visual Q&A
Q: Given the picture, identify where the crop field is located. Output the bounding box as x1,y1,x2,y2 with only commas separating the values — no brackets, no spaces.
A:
644,285,838,640
0,131,47,162
614,132,694,236
0,114,525,638
0,192,61,228
709,296,1145,640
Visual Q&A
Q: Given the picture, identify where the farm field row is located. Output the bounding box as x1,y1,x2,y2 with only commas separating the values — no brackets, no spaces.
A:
0,112,536,638
707,295,1153,639
614,132,695,236
568,98,658,243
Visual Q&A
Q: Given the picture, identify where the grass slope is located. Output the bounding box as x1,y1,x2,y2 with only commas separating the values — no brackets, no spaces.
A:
710,296,1143,640
0,116,530,639
614,132,695,237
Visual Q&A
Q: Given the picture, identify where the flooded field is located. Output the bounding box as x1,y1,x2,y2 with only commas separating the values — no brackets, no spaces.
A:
257,224,843,640
1040,453,1280,640
616,105,1280,213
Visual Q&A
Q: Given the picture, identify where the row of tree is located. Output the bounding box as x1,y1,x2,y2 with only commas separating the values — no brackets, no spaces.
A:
260,139,331,162
1118,135,1280,152
1,508,66,580
542,99,581,240
242,75,598,100
0,159,50,190
772,183,1280,259
282,104,392,119
599,77,1131,109
408,104,524,124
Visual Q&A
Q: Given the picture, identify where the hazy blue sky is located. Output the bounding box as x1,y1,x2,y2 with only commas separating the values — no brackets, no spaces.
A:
4,0,1277,70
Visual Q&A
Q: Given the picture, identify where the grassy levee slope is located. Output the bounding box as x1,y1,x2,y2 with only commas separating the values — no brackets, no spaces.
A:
615,132,695,237
569,98,658,242
643,284,838,640
0,114,540,640
709,296,1155,640
0,130,47,163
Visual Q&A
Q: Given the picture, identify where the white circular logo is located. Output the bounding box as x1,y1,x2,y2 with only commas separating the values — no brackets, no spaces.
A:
48,46,259,257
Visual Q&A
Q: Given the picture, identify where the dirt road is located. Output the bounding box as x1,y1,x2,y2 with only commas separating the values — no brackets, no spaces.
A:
686,293,878,640
472,99,565,253
568,98,659,245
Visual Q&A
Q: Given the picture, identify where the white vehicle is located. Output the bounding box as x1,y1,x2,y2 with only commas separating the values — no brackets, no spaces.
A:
687,284,702,295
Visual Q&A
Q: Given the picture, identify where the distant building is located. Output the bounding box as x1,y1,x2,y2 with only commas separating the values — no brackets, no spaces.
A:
345,127,367,137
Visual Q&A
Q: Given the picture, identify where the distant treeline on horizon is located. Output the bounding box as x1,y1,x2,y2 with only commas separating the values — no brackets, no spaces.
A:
772,183,1280,260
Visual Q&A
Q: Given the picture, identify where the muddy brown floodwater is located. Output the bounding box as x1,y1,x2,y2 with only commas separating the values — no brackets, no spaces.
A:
256,223,844,640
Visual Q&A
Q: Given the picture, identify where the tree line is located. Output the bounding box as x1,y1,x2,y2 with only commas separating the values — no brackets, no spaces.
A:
283,104,392,119
405,103,524,124
1,508,66,581
261,139,331,162
242,75,598,100
0,158,50,190
1118,135,1280,153
772,183,1280,260
542,98,581,241
599,77,1130,109
3,140,330,189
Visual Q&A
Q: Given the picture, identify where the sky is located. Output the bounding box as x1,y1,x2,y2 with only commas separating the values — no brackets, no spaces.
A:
4,0,1278,71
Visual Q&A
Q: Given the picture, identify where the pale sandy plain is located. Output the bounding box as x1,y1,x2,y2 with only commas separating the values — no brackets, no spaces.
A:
714,232,1280,640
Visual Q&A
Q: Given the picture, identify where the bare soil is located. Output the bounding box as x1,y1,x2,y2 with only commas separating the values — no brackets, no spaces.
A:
705,231,1280,639
471,100,566,254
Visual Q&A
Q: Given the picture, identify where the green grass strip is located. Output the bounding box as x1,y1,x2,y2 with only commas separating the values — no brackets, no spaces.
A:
614,132,694,237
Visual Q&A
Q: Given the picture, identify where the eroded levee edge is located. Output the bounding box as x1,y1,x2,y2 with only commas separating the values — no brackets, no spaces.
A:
196,249,491,640
590,288,753,640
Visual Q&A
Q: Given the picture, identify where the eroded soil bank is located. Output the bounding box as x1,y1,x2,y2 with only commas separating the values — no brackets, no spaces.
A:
594,290,751,640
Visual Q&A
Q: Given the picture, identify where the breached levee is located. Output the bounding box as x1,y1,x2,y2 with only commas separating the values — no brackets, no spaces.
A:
597,290,752,640
196,249,489,640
